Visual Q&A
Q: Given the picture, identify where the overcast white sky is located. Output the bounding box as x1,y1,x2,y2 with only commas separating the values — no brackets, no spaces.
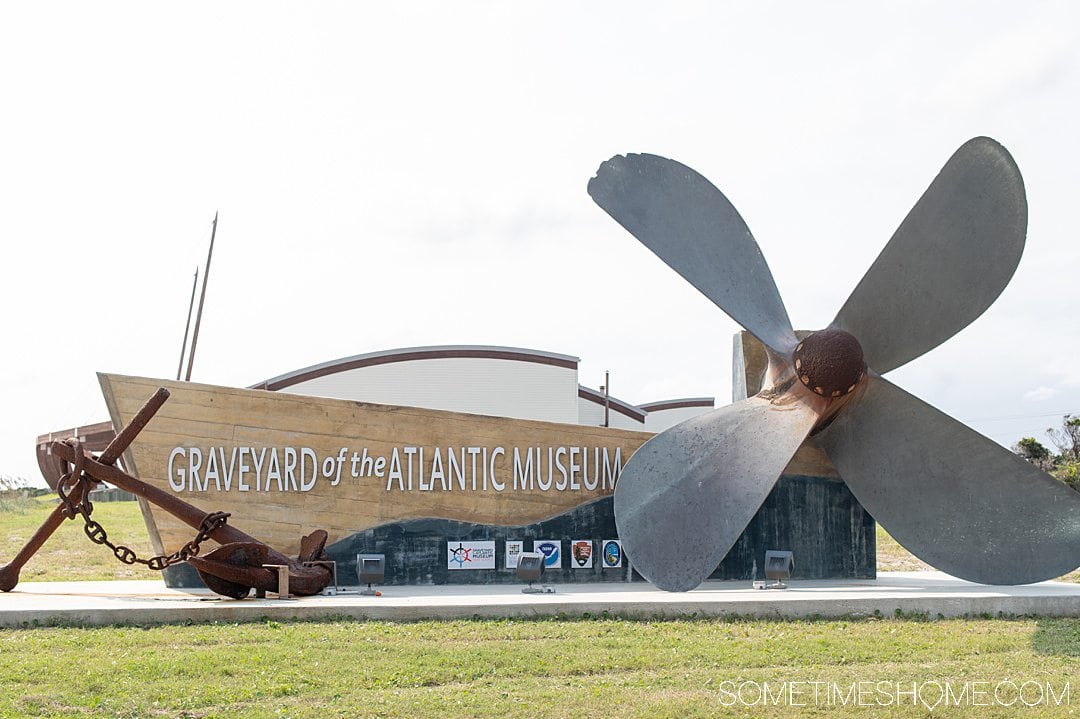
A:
2,2,1079,486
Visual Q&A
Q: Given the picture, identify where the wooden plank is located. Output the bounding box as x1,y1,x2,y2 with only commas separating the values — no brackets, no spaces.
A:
101,374,653,554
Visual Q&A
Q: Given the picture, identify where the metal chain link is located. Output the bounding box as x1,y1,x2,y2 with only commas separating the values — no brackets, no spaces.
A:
56,446,230,571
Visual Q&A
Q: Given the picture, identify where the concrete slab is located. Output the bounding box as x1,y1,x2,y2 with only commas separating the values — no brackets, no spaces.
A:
0,572,1077,627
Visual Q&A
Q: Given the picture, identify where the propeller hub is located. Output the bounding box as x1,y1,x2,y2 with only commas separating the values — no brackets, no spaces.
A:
793,329,866,398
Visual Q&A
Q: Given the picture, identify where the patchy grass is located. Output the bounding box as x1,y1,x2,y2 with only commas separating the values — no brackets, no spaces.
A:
0,616,1077,718
0,497,156,582
875,525,934,572
876,525,1080,584
0,476,38,514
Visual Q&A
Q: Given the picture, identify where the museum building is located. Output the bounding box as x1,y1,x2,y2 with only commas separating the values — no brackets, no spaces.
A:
249,344,715,434
37,344,713,486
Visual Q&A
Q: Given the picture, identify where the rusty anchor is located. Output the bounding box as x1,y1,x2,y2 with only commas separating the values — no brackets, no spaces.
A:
0,387,333,599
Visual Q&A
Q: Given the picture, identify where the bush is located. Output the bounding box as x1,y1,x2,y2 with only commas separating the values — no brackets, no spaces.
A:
0,475,37,513
1055,462,1080,492
1014,417,1080,493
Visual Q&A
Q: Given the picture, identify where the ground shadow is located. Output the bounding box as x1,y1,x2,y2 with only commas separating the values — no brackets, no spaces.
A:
1032,618,1080,656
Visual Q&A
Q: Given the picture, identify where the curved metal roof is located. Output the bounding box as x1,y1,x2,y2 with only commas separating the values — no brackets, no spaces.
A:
252,345,580,392
638,397,716,413
576,385,647,422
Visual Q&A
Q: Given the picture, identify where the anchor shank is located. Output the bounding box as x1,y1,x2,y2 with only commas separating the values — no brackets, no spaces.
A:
0,480,93,591
99,387,171,465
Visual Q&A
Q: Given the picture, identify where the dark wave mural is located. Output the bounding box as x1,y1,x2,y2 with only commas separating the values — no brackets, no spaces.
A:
163,474,874,589
323,474,875,586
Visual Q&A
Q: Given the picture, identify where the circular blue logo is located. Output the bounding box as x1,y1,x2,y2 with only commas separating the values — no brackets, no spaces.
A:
603,540,621,567
536,541,560,566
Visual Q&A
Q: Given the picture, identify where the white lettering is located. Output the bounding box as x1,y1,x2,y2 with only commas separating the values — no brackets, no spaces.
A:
467,447,481,491
332,447,346,486
431,447,446,490
237,447,251,492
555,447,568,491
583,447,598,491
387,448,403,490
357,448,374,477
447,448,464,490
481,447,489,491
418,447,429,490
168,447,186,492
602,447,622,490
250,447,266,491
513,447,533,490
403,446,417,490
537,447,553,491
266,448,282,491
284,447,298,491
299,448,318,492
490,446,505,491
188,447,204,491
569,446,581,490
220,446,238,491
205,447,221,491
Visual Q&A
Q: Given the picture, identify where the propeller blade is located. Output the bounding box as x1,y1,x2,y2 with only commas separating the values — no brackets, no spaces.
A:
831,137,1027,374
615,390,822,591
589,153,797,354
817,375,1080,584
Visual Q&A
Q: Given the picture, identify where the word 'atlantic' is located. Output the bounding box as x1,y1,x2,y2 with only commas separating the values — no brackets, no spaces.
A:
166,445,623,494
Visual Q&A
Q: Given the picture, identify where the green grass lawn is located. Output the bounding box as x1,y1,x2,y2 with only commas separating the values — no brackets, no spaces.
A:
0,497,156,583
1,616,1078,718
2,498,1079,718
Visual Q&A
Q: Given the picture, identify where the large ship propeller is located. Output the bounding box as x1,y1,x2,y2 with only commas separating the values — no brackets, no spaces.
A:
588,138,1080,591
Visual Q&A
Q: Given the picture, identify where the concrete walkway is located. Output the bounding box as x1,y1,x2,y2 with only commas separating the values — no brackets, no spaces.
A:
1,572,1077,627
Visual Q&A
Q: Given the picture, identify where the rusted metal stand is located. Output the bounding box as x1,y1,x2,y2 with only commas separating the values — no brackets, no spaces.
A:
257,565,293,600
0,388,332,599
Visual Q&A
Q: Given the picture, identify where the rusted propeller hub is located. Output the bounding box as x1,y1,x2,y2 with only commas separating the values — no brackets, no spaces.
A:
792,329,866,398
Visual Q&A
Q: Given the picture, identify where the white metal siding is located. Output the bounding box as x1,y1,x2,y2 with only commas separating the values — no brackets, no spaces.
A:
644,405,714,433
281,357,580,424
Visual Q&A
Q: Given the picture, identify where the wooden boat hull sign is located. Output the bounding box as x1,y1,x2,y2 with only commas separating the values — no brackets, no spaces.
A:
99,373,653,564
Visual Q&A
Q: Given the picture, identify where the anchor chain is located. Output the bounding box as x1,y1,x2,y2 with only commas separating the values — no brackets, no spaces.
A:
56,440,230,571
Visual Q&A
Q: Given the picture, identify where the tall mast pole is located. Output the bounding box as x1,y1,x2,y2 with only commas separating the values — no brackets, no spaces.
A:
184,212,218,382
175,267,199,380
603,370,610,428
